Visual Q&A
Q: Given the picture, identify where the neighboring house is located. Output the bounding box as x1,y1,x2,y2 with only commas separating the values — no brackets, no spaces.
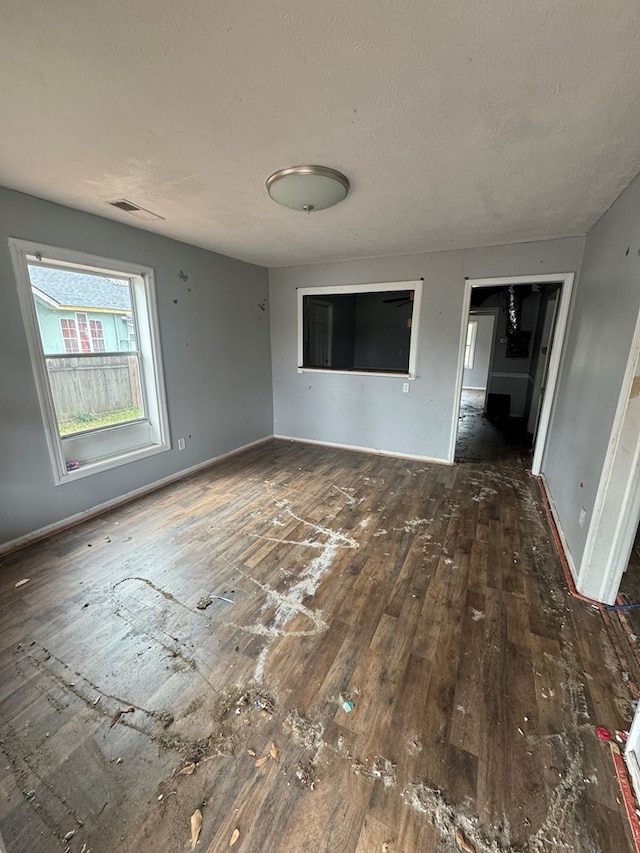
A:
29,265,135,354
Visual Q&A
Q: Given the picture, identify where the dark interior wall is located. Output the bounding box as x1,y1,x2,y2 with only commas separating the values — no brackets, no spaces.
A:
0,187,273,548
474,287,541,417
529,289,550,378
484,289,540,375
353,293,412,371
330,294,356,368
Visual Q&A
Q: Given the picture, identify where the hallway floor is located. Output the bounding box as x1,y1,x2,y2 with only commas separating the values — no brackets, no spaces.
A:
456,389,532,464
0,440,636,852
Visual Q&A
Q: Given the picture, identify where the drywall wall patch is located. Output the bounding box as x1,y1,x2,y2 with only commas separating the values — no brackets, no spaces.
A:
630,376,640,399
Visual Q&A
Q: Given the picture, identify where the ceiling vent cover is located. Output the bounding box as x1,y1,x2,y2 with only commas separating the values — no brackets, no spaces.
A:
108,199,165,221
110,198,140,212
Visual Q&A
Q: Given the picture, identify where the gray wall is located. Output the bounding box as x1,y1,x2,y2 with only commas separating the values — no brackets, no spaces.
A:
269,237,584,461
0,187,273,547
543,172,640,582
463,313,494,390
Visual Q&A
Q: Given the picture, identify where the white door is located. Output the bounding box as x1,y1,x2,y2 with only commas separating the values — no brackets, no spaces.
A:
626,706,640,803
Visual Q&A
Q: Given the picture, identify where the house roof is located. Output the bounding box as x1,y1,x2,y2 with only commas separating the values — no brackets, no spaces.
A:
29,265,131,313
1,2,640,267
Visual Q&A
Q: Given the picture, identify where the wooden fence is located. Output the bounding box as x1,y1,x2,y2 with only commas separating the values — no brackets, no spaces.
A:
47,355,141,419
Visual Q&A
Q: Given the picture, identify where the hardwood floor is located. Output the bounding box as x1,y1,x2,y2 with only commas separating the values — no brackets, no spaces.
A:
456,389,531,463
0,439,636,852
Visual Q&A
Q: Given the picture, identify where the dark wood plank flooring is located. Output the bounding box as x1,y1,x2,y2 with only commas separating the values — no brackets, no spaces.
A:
0,439,636,852
456,389,531,463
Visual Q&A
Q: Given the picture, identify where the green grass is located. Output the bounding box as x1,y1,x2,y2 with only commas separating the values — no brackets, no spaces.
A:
58,407,143,436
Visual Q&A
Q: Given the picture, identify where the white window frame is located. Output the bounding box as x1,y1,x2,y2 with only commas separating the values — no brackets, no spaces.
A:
10,238,171,484
464,319,478,369
296,279,423,379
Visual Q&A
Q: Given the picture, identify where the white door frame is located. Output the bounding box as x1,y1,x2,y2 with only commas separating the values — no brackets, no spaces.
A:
577,304,640,603
449,272,575,474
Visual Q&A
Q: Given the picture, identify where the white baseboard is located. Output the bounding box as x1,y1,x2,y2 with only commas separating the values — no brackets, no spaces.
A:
1,435,273,556
539,473,579,584
274,434,451,465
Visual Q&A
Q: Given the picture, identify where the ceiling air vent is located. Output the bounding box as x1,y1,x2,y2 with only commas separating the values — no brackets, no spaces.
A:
108,199,165,221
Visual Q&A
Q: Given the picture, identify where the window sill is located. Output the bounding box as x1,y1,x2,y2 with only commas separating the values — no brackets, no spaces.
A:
297,366,415,379
56,440,170,485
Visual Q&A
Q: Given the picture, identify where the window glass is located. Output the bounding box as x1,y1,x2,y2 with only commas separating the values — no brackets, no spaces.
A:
464,320,477,369
301,289,415,373
29,263,144,437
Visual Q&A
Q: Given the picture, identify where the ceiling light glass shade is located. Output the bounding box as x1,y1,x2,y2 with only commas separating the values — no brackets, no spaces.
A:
266,165,349,212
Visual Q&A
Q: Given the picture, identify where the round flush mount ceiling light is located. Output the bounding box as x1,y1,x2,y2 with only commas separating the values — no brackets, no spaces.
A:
266,165,349,213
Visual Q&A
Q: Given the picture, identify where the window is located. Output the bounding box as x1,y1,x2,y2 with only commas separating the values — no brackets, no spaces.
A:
60,318,80,353
10,239,170,483
297,280,423,377
89,318,105,352
59,314,106,353
464,320,478,369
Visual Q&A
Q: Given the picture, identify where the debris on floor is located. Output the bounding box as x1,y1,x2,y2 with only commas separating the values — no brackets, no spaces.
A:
283,709,325,752
270,742,281,763
198,593,235,608
402,782,507,852
295,760,318,789
190,808,202,849
351,755,397,788
216,685,276,721
455,827,477,853
407,734,423,755
109,705,135,728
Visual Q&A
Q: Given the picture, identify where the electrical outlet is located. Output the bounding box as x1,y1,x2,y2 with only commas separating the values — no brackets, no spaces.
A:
402,383,410,394
177,437,186,451
579,506,586,527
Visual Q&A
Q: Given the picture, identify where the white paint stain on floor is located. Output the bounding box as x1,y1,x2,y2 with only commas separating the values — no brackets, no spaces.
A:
332,484,363,506
393,518,430,533
224,502,360,683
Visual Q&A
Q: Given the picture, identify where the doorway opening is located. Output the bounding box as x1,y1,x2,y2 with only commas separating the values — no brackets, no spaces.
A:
618,524,640,629
450,273,574,473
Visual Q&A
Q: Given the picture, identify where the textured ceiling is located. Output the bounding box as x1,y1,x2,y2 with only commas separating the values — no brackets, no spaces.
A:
1,1,640,268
